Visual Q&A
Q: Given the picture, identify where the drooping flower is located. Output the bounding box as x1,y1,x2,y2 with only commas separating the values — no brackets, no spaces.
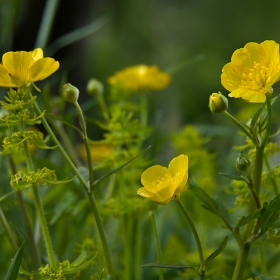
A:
108,65,171,92
221,40,280,103
137,154,188,204
0,48,59,88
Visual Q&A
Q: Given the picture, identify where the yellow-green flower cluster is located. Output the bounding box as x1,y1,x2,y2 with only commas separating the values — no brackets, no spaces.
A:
221,40,280,103
108,64,171,92
137,155,188,204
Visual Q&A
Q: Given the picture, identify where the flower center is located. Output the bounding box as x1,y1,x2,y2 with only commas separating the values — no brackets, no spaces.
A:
152,173,174,190
241,62,269,93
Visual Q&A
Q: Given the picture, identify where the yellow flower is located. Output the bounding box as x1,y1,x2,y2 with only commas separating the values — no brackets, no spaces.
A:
137,154,188,204
221,40,280,103
108,65,171,92
0,48,59,88
77,142,114,162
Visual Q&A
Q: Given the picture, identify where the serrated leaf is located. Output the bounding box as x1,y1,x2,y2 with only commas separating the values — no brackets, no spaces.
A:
91,145,151,189
219,172,248,182
48,113,84,138
260,194,280,235
4,243,24,280
235,208,262,229
205,236,228,264
142,263,198,273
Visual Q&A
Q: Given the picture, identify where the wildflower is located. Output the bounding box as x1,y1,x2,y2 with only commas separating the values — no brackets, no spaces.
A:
221,40,280,103
209,92,228,113
137,154,188,204
0,48,59,88
62,83,79,103
108,65,171,92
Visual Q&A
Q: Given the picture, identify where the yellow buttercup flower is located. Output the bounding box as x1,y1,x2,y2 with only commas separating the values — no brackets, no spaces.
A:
137,154,188,204
221,40,280,103
108,65,171,92
0,48,59,88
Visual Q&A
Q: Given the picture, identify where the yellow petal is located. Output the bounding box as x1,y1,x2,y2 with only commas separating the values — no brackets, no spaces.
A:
0,65,16,87
260,40,279,62
30,48,43,61
29,58,59,82
2,51,34,86
141,165,168,190
137,186,173,204
221,63,242,92
231,43,267,69
168,154,188,193
229,88,266,103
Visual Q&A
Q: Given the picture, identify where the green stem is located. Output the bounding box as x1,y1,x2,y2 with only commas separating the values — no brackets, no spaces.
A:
135,217,143,280
21,127,57,271
223,111,256,145
74,101,94,187
264,155,279,196
8,155,42,269
176,200,205,277
140,92,148,127
123,214,133,280
32,97,114,277
232,242,250,280
149,211,164,280
34,0,60,49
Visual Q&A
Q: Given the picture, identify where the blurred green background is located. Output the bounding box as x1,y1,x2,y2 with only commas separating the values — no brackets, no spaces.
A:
2,0,280,126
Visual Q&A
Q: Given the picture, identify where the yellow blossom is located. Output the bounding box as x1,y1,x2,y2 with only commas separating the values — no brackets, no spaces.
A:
77,142,114,162
108,64,171,92
221,40,280,103
0,48,59,88
137,154,188,204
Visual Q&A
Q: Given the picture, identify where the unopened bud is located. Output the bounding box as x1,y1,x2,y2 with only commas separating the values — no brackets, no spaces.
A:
236,152,252,172
87,78,104,96
62,83,79,103
209,92,228,113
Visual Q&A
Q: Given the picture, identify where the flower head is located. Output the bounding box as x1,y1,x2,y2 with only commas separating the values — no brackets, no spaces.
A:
137,154,188,204
0,48,59,88
108,65,171,92
209,92,228,113
221,40,280,103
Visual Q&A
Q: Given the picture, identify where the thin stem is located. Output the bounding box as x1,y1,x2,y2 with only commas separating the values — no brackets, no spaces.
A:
8,155,42,269
149,211,164,280
74,101,94,187
176,200,205,277
32,97,114,277
21,125,57,271
135,217,143,280
231,242,250,280
223,111,256,144
264,155,279,196
140,93,148,127
123,214,133,280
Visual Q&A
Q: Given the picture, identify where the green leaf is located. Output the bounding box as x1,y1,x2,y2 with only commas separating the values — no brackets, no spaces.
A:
235,208,262,229
260,194,280,235
205,236,228,264
4,243,24,280
92,145,151,188
142,263,198,273
48,113,84,138
0,190,16,202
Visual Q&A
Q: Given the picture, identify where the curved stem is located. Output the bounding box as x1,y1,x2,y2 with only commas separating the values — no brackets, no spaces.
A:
223,111,256,144
149,211,164,280
176,200,205,277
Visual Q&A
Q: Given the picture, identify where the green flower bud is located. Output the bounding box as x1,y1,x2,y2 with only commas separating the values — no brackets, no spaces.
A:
86,78,104,96
209,92,228,113
236,152,252,172
62,83,79,103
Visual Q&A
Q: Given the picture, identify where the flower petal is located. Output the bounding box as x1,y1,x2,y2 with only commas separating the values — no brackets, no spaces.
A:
221,62,242,92
260,40,279,62
0,65,16,87
2,51,35,86
137,186,173,204
168,154,188,193
29,58,59,82
30,48,43,61
141,165,168,190
229,88,266,103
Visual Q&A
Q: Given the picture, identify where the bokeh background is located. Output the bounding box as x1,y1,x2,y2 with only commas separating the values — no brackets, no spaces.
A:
2,0,280,125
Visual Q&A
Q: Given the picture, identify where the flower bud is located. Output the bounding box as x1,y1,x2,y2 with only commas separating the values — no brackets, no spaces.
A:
209,92,228,113
236,152,252,172
86,78,104,96
62,83,79,103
